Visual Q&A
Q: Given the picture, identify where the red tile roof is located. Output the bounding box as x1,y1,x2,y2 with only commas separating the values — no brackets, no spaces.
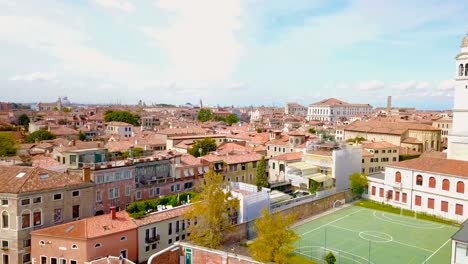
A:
31,211,137,239
271,152,303,161
388,157,468,178
345,121,440,135
0,166,87,194
362,141,398,149
131,205,190,226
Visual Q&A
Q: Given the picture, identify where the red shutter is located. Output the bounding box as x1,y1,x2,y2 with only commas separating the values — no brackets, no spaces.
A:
456,204,463,216
415,195,421,206
402,193,407,203
441,201,448,212
428,198,434,209
395,191,400,201
372,186,376,195
379,188,384,197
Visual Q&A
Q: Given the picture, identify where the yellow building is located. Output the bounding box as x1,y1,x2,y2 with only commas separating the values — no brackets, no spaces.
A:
360,141,399,175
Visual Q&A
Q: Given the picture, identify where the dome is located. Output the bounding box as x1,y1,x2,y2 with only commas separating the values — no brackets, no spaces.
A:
462,34,468,48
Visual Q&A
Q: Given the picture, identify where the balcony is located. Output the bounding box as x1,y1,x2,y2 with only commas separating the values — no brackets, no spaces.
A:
145,234,160,243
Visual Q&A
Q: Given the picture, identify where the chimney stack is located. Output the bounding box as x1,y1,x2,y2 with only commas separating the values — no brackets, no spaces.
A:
82,166,91,182
110,207,116,220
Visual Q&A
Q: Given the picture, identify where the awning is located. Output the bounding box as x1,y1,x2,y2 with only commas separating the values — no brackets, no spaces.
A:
305,173,333,183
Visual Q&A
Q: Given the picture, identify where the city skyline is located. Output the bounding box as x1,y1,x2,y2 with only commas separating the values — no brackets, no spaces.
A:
1,0,467,109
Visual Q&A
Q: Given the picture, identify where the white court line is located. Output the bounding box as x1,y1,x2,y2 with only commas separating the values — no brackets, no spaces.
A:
328,224,434,253
300,209,364,236
295,245,375,264
373,211,445,229
422,239,451,264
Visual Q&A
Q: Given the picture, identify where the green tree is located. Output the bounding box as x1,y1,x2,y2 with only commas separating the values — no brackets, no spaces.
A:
53,106,59,111
78,131,86,141
214,115,226,122
18,114,30,128
62,107,71,113
0,132,17,156
123,147,144,158
325,252,336,264
25,130,56,143
349,172,368,197
197,108,212,122
249,208,299,264
225,113,239,125
255,156,268,191
308,128,316,134
346,136,366,143
185,170,239,249
187,138,217,157
308,180,320,194
104,110,139,126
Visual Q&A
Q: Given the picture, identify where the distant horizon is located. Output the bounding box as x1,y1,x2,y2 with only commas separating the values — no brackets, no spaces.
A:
0,1,465,109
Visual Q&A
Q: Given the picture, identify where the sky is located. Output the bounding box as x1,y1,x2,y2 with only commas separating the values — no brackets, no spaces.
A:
0,0,467,109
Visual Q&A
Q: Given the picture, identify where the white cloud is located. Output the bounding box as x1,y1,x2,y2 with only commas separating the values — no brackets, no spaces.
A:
437,79,455,91
10,72,57,82
94,0,135,12
141,0,243,84
392,80,431,91
356,80,385,91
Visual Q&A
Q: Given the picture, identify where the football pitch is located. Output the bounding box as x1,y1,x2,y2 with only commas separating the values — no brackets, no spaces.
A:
293,205,458,264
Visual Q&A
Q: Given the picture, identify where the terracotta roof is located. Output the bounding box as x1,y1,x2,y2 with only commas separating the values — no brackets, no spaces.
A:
388,157,468,178
399,147,420,156
308,150,333,156
107,121,132,127
362,141,398,149
49,126,78,136
31,211,137,239
402,137,422,144
0,166,86,194
267,136,289,146
311,98,349,106
344,121,440,135
288,130,306,136
271,152,303,161
362,149,373,157
202,152,263,164
132,205,189,226
180,154,202,166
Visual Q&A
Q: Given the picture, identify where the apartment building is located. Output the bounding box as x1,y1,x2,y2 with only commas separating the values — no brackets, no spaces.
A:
31,209,138,264
284,103,307,116
268,152,303,183
266,131,306,158
106,122,133,138
0,166,94,264
307,98,372,123
432,116,452,149
360,141,399,175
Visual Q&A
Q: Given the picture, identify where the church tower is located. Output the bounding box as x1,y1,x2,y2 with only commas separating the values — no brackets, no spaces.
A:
447,34,468,161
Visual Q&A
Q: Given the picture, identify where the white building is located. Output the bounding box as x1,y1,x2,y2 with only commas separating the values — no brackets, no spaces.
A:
106,121,134,138
452,221,468,264
306,98,372,123
285,103,307,116
448,34,468,161
229,182,271,223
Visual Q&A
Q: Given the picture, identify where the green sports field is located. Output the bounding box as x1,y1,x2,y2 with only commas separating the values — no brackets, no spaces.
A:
293,205,458,264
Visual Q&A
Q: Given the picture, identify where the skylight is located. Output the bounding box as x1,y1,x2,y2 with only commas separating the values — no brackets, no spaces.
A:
39,173,49,179
16,172,26,178
65,225,75,233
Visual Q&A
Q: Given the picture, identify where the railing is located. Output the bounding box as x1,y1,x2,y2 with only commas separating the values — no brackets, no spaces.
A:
145,234,160,243
270,188,337,212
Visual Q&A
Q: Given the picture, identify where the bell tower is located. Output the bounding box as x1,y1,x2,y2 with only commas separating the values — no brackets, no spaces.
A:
447,34,468,161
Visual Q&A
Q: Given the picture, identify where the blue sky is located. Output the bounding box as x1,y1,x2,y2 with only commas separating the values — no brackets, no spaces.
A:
0,0,467,109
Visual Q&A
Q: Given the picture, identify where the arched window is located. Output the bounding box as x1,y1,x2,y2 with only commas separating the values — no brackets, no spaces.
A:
442,179,450,191
21,210,31,229
457,181,465,193
1,211,8,228
416,175,423,186
395,171,401,183
95,243,102,248
460,64,464,76
429,177,436,188
71,244,78,249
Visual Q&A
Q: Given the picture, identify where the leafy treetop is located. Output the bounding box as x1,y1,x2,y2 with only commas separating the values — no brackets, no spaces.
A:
255,156,268,191
0,132,17,157
104,110,139,126
187,138,217,157
18,114,30,127
185,170,239,249
25,130,56,143
225,113,239,125
349,172,368,196
249,207,299,264
197,108,212,122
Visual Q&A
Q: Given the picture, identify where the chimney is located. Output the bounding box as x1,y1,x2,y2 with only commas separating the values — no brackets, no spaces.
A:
110,207,116,220
82,166,91,182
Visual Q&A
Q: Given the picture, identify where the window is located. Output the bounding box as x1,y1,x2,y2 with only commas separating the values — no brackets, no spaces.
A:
442,179,450,191
241,163,246,170
393,157,397,162
395,172,401,183
168,222,173,235
23,239,31,248
33,197,42,204
416,175,423,186
1,240,8,248
1,200,7,206
72,205,80,219
51,258,57,264
95,243,102,248
272,163,276,170
371,186,376,196
456,204,463,216
22,211,31,229
156,187,160,195
136,191,142,200
109,187,120,199
229,164,237,172
23,253,31,263
72,190,80,197
429,177,436,188
379,188,384,197
176,184,181,192
387,190,393,200
457,181,465,193
96,190,102,202
415,195,421,206
21,199,30,206
149,188,154,198
252,161,257,168
71,244,78,249
2,211,8,228
70,261,77,264
33,210,42,226
125,186,131,196
53,193,62,200
395,191,400,201
441,201,448,212
168,239,172,244
170,185,175,192
428,198,435,209
41,256,47,264
54,209,62,224
121,236,127,241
